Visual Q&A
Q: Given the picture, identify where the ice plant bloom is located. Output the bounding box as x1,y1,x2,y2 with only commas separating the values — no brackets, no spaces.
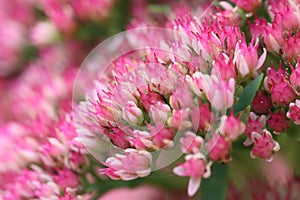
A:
220,113,246,141
251,91,272,114
180,131,203,154
267,111,290,134
244,112,266,146
250,130,280,161
101,149,152,181
233,39,267,77
206,133,232,162
287,100,300,125
173,153,211,196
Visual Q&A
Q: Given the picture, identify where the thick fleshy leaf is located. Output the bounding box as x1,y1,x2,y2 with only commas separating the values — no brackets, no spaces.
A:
200,163,228,200
233,74,264,113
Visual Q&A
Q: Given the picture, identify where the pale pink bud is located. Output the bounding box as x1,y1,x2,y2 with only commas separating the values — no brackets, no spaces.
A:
287,100,300,125
250,130,280,161
233,39,267,77
122,101,143,125
180,132,203,154
220,113,245,141
149,102,170,124
204,76,235,111
101,149,152,181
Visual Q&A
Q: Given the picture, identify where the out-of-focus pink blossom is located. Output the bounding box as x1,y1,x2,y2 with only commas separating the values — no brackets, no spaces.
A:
231,0,262,13
30,21,60,46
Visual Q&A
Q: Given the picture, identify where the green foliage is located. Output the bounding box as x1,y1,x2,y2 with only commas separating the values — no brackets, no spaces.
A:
200,163,228,200
233,74,264,114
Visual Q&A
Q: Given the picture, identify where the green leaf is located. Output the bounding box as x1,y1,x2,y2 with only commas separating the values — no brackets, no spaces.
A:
200,163,228,200
233,74,263,114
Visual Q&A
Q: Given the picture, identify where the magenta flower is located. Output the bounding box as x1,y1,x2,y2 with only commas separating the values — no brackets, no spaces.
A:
287,100,300,125
250,130,280,161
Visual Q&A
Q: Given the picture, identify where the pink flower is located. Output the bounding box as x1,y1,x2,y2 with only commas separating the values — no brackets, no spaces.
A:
265,64,296,106
53,168,80,189
42,0,77,34
233,39,267,77
270,80,296,106
282,32,300,63
129,130,153,150
100,186,166,200
231,0,262,13
100,149,152,181
122,101,144,125
173,153,211,196
206,133,232,162
251,91,272,114
191,102,212,133
244,112,266,146
290,62,300,94
168,109,192,131
250,130,280,161
211,53,237,81
138,86,164,112
148,124,175,149
269,0,300,31
71,0,113,21
103,126,131,149
180,132,203,154
220,113,245,141
188,73,235,111
287,100,300,125
267,111,290,133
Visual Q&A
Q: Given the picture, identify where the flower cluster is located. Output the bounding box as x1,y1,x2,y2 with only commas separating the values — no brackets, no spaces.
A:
77,0,300,197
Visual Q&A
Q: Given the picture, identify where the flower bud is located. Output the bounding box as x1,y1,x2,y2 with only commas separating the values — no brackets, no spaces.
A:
122,101,144,125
